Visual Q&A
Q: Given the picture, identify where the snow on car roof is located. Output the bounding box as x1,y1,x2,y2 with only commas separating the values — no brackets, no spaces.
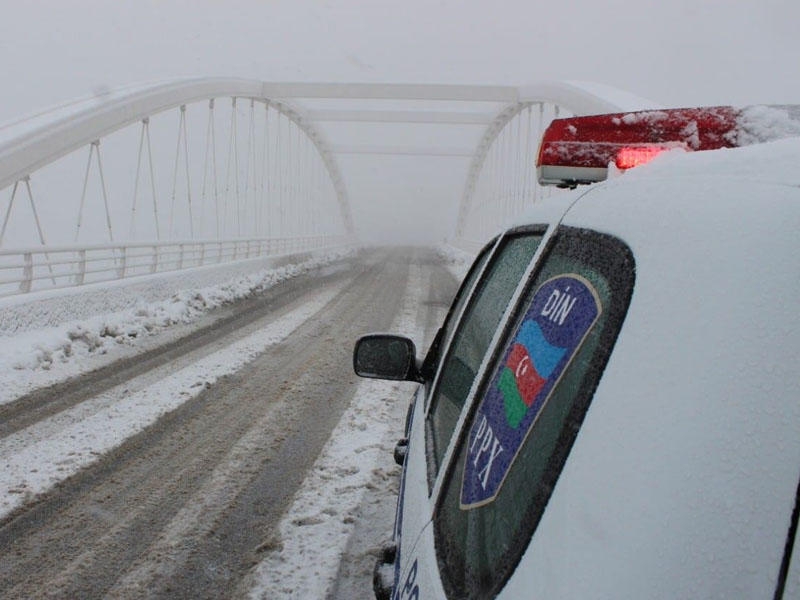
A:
514,124,800,232
611,135,800,188
513,132,800,600
520,133,800,225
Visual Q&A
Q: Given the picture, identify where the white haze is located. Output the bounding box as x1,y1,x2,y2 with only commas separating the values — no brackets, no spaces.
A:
1,0,798,244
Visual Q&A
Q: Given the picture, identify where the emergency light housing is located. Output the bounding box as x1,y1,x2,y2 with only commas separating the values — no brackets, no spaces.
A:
536,107,740,188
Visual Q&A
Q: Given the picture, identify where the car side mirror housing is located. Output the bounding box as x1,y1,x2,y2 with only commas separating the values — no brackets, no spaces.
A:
353,334,422,382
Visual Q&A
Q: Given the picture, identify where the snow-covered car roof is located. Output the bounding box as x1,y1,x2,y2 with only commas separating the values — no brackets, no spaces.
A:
512,133,800,229
503,130,800,598
609,135,800,187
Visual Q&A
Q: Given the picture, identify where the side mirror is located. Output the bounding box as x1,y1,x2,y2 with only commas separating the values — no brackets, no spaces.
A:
353,334,422,382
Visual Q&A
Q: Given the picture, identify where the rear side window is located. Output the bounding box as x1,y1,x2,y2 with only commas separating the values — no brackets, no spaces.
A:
434,228,635,598
426,230,544,481
420,243,493,383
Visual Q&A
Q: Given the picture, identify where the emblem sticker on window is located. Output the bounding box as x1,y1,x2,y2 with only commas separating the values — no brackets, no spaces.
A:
460,274,602,508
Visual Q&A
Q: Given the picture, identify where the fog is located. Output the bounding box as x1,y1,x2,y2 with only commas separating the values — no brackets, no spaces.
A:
1,0,798,244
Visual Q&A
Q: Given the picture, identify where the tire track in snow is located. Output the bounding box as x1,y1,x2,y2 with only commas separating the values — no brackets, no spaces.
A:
0,250,418,599
244,260,457,599
0,277,350,521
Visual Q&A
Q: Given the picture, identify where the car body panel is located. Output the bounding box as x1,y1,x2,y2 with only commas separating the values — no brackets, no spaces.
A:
392,386,435,592
394,521,447,600
381,134,800,600
497,177,800,597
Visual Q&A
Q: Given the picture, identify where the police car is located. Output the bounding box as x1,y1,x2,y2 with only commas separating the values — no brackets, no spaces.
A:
354,105,800,599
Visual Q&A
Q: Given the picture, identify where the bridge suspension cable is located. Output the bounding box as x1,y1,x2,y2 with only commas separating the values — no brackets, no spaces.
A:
0,79,355,295
0,78,656,295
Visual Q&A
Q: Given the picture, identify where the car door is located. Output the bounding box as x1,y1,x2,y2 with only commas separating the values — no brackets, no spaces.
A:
382,240,494,597
397,226,636,599
392,226,552,597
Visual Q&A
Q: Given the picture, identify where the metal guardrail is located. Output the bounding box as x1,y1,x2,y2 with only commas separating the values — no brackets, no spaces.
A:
0,235,350,297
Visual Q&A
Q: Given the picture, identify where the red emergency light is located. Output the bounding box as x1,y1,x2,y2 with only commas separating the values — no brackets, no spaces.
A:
536,107,740,187
614,145,673,170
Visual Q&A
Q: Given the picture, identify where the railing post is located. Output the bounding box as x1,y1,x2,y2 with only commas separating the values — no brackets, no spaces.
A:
20,252,33,293
117,247,127,279
0,236,353,298
75,250,86,286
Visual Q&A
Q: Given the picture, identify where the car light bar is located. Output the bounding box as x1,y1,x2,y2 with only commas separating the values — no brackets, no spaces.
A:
536,107,740,187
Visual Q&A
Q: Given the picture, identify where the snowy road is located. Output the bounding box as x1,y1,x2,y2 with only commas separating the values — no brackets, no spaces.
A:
0,248,459,599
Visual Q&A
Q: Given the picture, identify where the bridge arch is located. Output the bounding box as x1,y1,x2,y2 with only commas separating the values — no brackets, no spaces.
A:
0,78,657,295
0,78,354,238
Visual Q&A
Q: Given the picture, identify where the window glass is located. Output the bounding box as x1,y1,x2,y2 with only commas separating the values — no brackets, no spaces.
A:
420,245,492,383
434,228,635,599
426,232,543,479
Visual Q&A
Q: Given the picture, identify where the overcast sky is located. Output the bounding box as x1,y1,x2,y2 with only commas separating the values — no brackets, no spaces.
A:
1,0,798,242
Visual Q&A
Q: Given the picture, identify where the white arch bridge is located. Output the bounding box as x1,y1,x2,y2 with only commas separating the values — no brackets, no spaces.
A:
0,78,657,296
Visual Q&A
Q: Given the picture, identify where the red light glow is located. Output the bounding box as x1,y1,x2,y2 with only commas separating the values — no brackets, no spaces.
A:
615,146,669,170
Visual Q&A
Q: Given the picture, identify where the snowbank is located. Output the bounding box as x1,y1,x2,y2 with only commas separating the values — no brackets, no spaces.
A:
0,248,354,403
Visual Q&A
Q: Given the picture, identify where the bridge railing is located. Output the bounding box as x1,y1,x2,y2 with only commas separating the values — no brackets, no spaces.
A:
0,234,350,296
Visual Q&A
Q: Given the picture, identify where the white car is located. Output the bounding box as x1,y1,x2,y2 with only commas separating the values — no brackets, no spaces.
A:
354,106,800,600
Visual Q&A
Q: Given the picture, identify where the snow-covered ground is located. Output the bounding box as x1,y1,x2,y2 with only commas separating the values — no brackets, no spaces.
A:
0,248,353,404
0,250,355,527
242,249,470,597
0,245,466,597
0,281,350,519
246,262,427,598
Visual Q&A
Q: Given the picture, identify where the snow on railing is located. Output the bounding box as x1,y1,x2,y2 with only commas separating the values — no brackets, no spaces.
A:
0,235,351,296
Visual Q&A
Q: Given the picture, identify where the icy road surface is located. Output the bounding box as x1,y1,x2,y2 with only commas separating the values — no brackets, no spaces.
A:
0,248,460,599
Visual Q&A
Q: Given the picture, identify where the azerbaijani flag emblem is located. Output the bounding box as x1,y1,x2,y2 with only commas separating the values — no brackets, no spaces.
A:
498,322,567,428
460,274,602,509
